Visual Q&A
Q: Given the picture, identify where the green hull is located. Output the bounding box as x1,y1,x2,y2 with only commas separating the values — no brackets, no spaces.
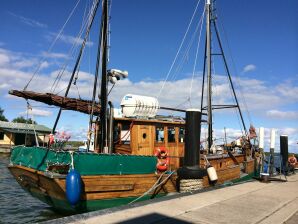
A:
29,189,164,214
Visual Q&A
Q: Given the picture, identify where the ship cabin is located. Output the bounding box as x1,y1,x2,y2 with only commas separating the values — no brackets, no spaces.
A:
113,116,185,170
111,116,253,176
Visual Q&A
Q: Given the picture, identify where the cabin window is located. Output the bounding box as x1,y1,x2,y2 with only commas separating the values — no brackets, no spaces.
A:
167,127,176,143
179,128,185,143
113,123,120,143
155,126,164,143
0,132,4,140
120,123,131,144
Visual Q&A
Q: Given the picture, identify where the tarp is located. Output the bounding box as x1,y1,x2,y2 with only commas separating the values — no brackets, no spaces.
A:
10,146,157,175
9,90,101,116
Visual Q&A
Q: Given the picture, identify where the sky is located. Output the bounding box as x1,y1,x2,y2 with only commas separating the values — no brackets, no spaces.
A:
0,0,297,153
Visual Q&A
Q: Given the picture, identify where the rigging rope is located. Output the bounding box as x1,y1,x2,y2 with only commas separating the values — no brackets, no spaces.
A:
24,0,82,91
50,0,97,94
51,0,91,93
171,12,203,82
157,0,202,99
189,7,205,105
217,8,253,125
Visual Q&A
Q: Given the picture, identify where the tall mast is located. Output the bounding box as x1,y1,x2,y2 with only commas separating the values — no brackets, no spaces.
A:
99,0,109,151
206,0,213,150
201,0,248,151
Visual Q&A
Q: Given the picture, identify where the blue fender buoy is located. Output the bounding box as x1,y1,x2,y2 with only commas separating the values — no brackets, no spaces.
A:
66,169,82,206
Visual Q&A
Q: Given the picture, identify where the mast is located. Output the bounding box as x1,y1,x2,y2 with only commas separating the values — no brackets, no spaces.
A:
99,0,109,151
206,0,213,150
201,0,248,151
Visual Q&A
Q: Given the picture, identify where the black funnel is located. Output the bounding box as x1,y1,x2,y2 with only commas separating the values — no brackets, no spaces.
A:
280,135,288,174
184,109,201,166
178,109,206,179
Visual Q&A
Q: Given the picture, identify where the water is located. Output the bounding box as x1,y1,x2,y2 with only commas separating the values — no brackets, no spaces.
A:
0,153,65,224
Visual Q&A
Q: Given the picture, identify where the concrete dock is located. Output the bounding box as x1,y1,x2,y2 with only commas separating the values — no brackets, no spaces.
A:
48,174,298,224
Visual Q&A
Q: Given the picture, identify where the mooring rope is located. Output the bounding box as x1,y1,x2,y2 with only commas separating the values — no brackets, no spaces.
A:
128,171,175,204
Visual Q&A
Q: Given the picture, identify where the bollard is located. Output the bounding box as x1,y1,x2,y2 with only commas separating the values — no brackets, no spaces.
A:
184,109,201,167
280,135,288,175
177,109,207,192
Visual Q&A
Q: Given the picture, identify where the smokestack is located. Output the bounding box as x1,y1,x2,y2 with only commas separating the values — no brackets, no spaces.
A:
280,135,288,174
184,109,201,166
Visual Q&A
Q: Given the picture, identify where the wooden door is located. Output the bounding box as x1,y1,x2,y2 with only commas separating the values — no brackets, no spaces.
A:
134,125,154,155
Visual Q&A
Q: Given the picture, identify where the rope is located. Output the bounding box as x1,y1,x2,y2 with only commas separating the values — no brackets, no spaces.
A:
24,0,82,91
203,155,210,167
179,179,203,193
189,7,205,104
157,0,202,99
50,0,97,93
128,171,175,204
217,8,253,125
69,151,74,169
26,101,39,147
171,11,204,82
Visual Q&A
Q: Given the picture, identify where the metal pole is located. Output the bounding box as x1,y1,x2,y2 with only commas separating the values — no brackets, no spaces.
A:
206,0,213,151
200,36,207,112
99,0,109,152
212,20,247,134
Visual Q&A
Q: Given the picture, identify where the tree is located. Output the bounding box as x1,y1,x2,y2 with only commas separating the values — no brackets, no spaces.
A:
0,107,8,121
12,116,37,124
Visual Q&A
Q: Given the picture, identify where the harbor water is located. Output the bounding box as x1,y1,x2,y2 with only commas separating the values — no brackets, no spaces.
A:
0,153,65,224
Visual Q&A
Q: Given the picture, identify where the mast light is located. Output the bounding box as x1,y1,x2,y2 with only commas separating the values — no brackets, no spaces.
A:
108,69,128,84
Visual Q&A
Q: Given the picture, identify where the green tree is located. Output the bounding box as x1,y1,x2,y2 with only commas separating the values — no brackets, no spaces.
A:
0,107,8,121
12,116,37,124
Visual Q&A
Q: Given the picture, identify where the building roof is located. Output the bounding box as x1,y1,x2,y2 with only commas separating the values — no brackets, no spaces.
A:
0,121,51,134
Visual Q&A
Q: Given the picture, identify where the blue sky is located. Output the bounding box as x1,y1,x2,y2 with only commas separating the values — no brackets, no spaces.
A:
0,0,297,152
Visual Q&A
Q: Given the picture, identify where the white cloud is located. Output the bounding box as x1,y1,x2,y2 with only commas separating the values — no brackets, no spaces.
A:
242,64,256,73
47,33,93,47
20,108,52,117
276,81,298,102
0,83,11,89
40,61,50,69
267,110,298,120
42,51,69,59
0,53,10,66
279,127,298,136
13,59,36,69
9,12,47,28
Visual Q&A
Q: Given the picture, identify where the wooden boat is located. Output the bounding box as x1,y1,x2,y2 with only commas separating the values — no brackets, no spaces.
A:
8,0,256,213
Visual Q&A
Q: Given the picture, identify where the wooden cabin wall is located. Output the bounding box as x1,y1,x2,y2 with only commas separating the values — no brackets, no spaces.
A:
114,122,132,154
113,120,185,170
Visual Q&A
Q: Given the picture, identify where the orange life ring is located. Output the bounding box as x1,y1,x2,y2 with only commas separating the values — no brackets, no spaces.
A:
156,157,170,172
154,146,168,159
155,147,169,171
288,156,297,165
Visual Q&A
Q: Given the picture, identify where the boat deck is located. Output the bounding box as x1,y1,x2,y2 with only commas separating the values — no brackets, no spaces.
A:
46,174,298,224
